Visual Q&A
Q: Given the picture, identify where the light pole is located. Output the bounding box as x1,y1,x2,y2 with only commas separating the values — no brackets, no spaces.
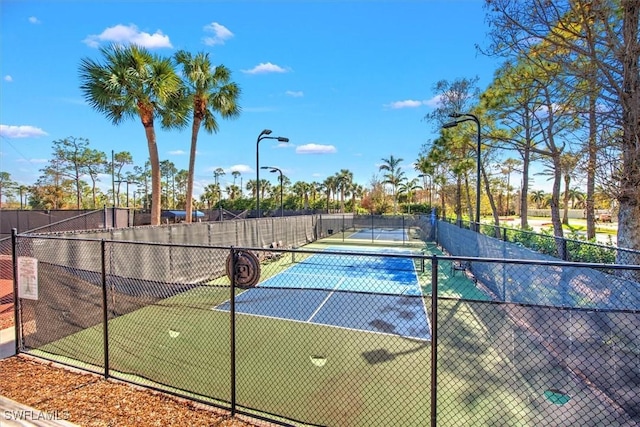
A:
442,112,481,231
213,170,223,221
261,166,284,217
256,129,289,218
114,180,139,207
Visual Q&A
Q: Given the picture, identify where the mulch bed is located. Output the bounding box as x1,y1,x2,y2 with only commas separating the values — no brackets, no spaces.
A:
0,356,264,427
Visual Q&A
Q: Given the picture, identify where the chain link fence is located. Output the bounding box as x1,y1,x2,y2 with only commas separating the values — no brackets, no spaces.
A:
10,229,640,426
439,217,639,265
0,208,130,256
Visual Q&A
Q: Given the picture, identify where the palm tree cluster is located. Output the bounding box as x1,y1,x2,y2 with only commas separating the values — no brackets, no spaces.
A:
79,44,240,225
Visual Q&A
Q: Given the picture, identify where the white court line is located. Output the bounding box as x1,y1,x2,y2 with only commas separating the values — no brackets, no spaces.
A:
306,277,345,322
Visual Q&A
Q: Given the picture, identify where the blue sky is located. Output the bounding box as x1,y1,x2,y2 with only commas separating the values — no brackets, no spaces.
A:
1,0,516,200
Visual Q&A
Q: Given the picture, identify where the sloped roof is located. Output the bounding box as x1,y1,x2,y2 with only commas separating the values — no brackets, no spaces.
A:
161,210,205,218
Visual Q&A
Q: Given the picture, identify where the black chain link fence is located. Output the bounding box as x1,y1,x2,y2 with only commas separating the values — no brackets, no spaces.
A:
10,229,640,426
0,208,129,256
440,217,640,265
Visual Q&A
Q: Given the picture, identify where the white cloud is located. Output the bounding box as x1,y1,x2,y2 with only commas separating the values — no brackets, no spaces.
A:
242,62,288,75
168,149,187,155
0,125,48,138
229,164,252,174
28,16,40,24
385,99,427,109
423,95,443,108
285,90,303,98
4,75,12,82
83,24,172,49
203,22,233,46
296,144,337,154
15,158,47,164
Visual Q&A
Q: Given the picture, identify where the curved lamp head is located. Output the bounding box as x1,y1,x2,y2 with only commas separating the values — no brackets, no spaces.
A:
259,129,273,137
261,166,280,173
442,121,459,129
277,137,289,143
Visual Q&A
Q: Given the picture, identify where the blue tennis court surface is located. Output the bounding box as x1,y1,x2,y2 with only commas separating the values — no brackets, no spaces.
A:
348,228,409,241
216,247,431,341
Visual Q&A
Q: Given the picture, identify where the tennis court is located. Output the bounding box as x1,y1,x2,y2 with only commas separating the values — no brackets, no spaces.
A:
216,247,431,341
347,228,410,242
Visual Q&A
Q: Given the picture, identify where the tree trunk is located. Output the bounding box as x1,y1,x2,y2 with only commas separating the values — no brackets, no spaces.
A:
455,175,462,225
520,142,531,229
562,174,570,225
145,124,162,226
185,118,202,224
482,164,501,238
616,0,640,271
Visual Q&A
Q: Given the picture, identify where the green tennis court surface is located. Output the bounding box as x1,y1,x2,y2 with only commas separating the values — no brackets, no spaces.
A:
32,241,617,426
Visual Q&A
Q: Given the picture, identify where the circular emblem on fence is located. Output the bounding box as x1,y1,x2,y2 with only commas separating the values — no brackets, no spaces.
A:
226,250,261,288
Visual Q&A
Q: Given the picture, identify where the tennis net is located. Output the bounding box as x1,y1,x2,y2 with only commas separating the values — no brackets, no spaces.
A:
290,248,425,274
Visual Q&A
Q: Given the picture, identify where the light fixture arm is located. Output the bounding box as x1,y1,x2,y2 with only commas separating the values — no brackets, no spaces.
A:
442,113,481,231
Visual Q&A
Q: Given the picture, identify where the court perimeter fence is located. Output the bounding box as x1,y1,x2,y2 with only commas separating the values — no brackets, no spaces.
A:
6,214,640,426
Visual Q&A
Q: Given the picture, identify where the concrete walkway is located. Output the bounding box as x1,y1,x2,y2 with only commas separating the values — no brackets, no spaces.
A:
0,326,16,359
0,395,78,426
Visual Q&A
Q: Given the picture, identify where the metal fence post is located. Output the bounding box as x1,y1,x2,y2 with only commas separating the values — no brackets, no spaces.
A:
371,213,374,243
101,239,109,379
229,247,237,416
11,228,20,355
403,215,406,244
431,254,438,427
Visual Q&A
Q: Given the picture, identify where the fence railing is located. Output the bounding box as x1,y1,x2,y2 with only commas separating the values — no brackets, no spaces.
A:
439,216,640,265
10,233,640,426
0,208,130,255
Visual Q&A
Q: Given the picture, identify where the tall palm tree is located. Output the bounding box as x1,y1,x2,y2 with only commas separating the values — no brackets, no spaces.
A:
379,155,405,214
530,190,547,209
323,176,337,213
232,170,241,197
335,169,353,213
246,179,258,198
398,178,422,213
351,183,364,212
200,184,218,210
292,181,311,209
175,50,241,223
226,184,240,200
80,44,185,225
567,187,586,209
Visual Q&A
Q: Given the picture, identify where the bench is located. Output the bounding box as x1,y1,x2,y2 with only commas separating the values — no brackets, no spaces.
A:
451,260,470,276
